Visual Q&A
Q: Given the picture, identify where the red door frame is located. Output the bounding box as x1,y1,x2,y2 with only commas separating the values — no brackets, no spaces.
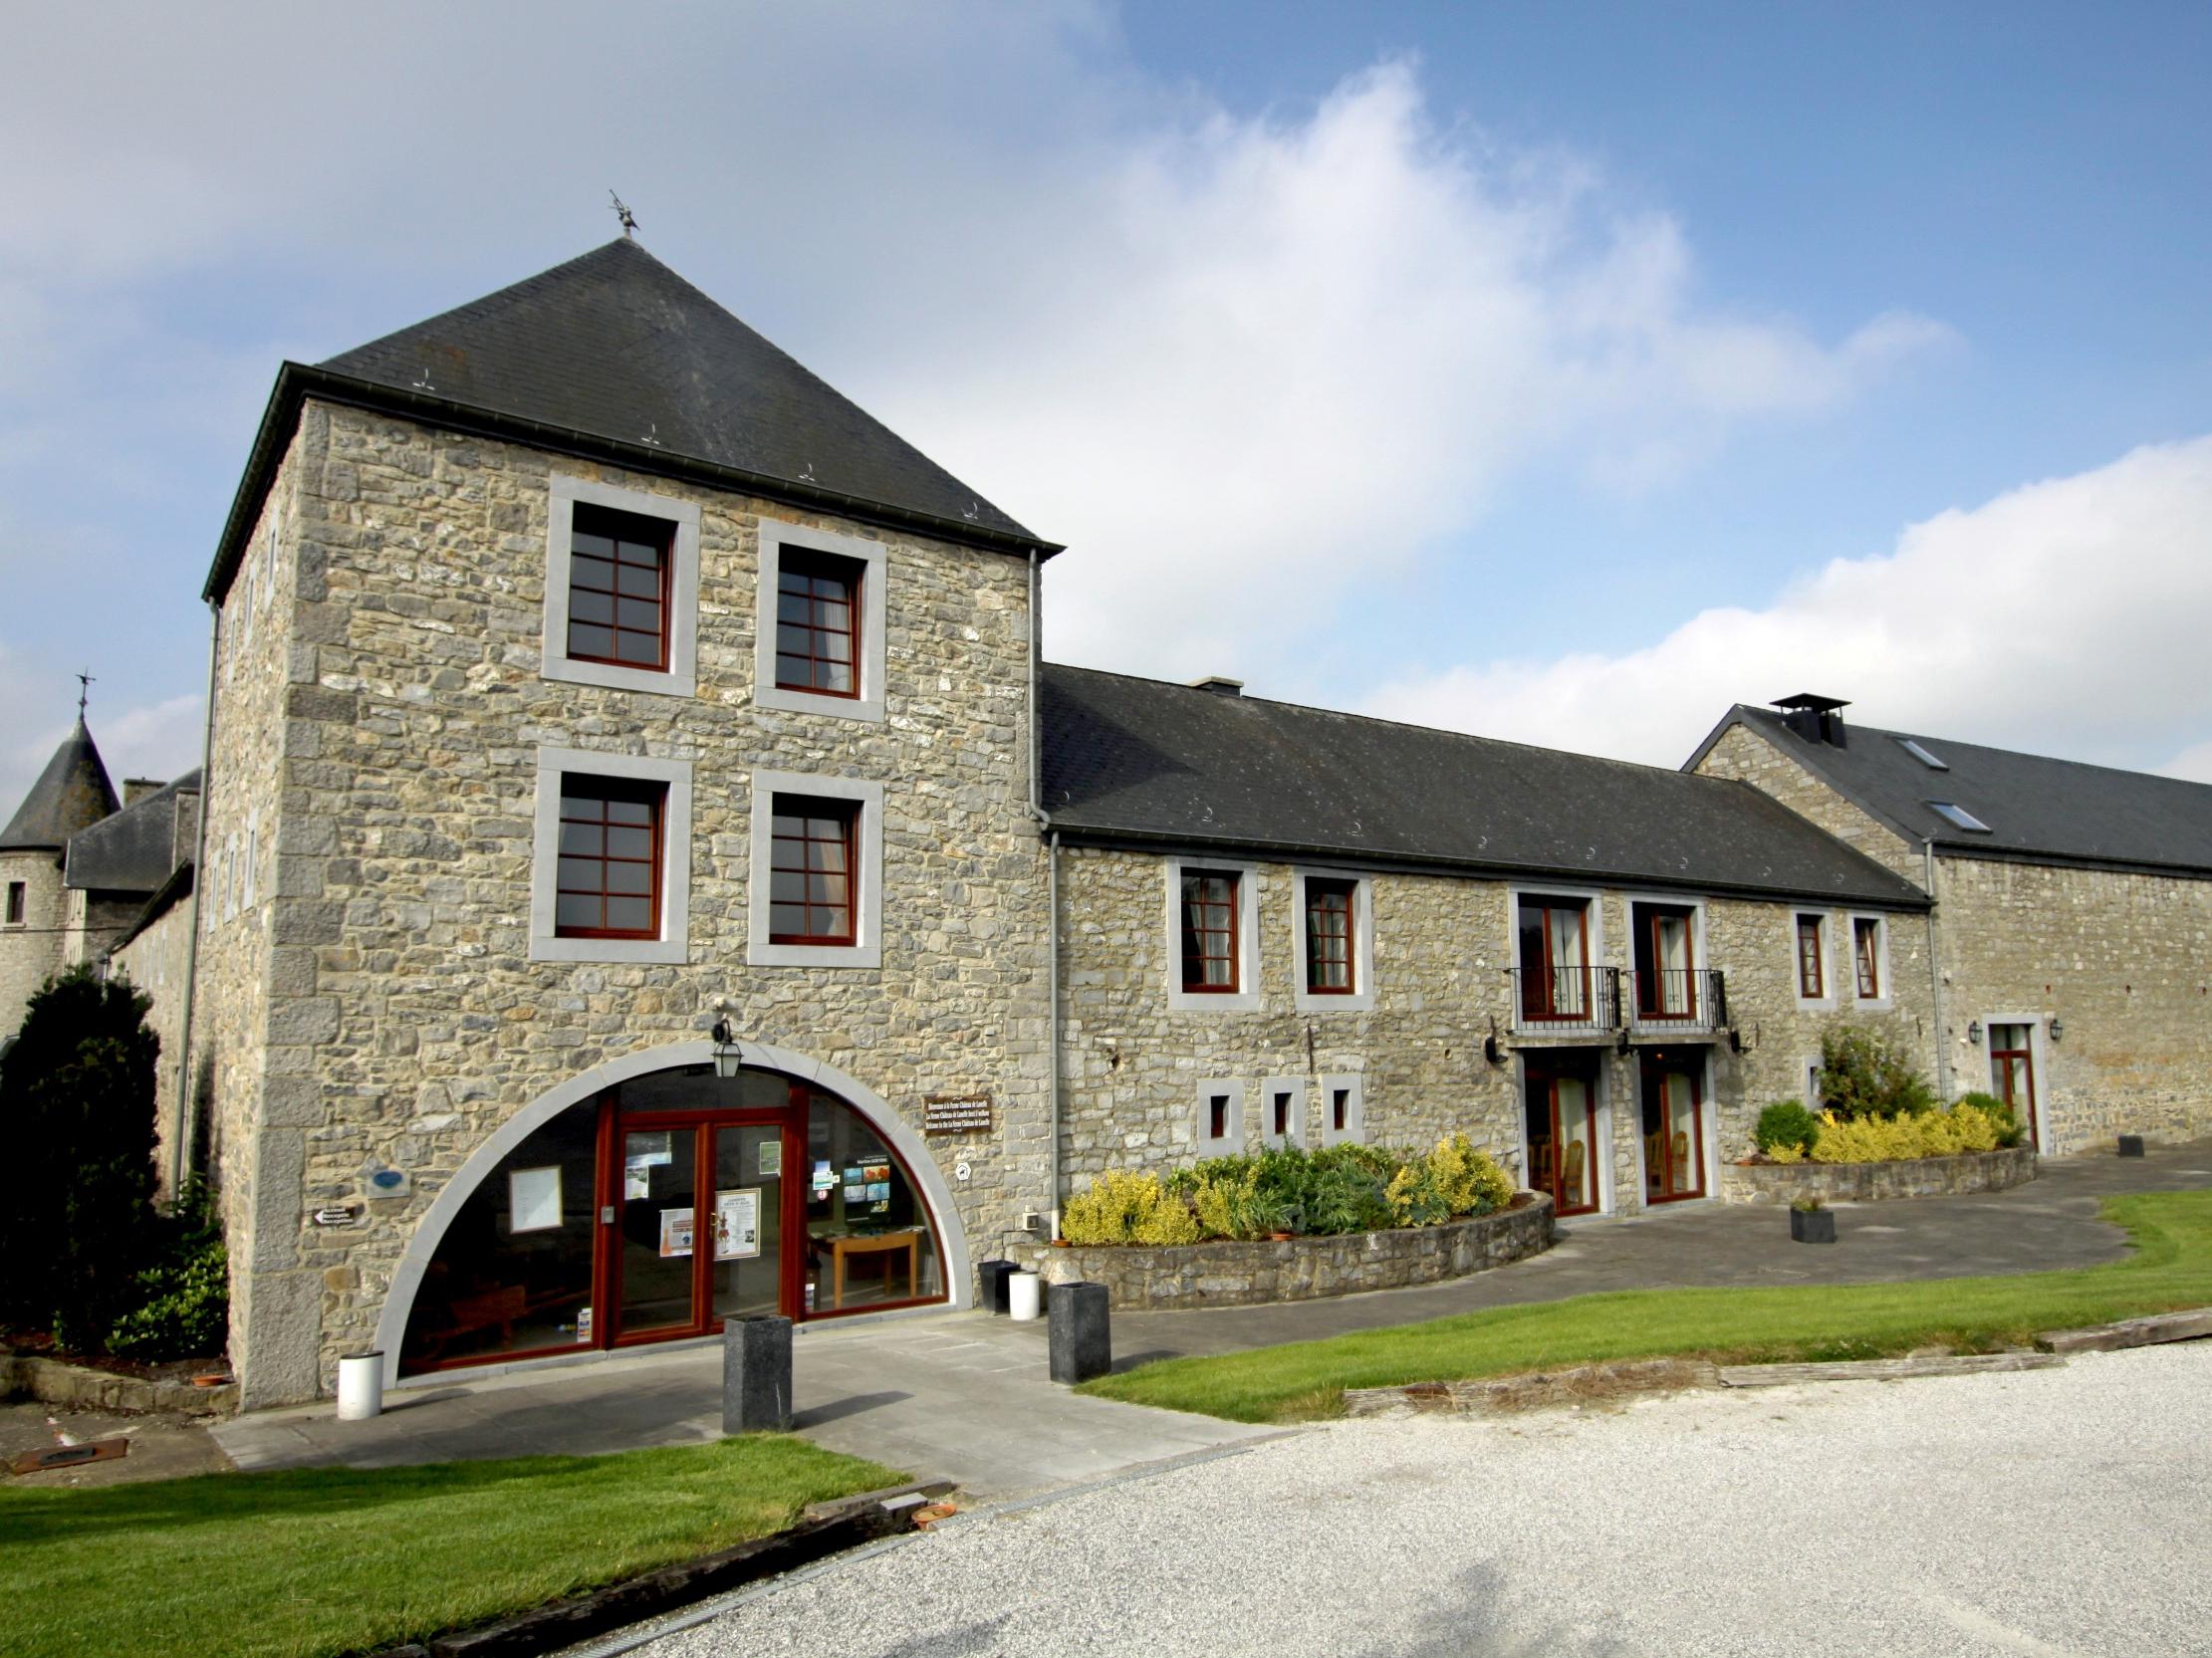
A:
1524,1058,1600,1216
1638,1055,1706,1202
1989,1029,2040,1150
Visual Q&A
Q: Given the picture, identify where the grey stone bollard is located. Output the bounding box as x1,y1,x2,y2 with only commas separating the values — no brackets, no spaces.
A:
1048,1281,1111,1385
723,1314,793,1434
2118,1134,2146,1157
979,1259,1019,1315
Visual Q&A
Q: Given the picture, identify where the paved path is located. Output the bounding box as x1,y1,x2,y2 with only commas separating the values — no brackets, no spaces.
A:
214,1140,2209,1496
625,1343,2212,1657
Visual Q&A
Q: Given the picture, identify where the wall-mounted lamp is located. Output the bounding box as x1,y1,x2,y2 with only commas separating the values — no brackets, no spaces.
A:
1729,1022,1760,1056
1966,1020,1983,1046
711,1015,743,1079
2049,1017,2064,1043
1482,1015,1505,1067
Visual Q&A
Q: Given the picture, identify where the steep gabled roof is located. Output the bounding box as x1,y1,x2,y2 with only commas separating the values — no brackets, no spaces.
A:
206,240,1057,600
65,770,200,894
1,720,120,853
1043,666,1929,907
1690,705,2212,876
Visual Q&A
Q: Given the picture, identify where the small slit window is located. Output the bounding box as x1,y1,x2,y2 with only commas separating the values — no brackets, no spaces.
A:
4,881,24,925
1897,738,1948,770
1928,801,1991,833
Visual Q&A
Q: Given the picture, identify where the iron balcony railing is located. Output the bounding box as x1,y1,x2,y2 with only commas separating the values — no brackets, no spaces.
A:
1630,967,1729,1034
1510,965,1621,1036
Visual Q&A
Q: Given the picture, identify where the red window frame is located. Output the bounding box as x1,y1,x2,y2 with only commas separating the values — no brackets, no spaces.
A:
1305,878,1356,994
774,550,863,699
1179,869,1241,993
555,777,665,940
1796,915,1825,999
1853,917,1882,999
566,504,673,672
769,796,859,946
1518,897,1593,1021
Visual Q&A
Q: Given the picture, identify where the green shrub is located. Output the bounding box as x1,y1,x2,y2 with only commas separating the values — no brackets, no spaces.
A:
1955,1089,2028,1149
1817,1027,1936,1121
108,1180,229,1361
1755,1100,1821,1156
1062,1169,1199,1245
1385,1134,1514,1228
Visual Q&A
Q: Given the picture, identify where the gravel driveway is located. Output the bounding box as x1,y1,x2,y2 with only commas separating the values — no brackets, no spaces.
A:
631,1343,2212,1657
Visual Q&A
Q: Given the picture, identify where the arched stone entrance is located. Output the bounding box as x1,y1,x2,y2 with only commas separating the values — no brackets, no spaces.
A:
370,1041,971,1386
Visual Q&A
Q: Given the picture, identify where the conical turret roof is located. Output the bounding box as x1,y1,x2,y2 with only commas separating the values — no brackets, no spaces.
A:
0,720,121,852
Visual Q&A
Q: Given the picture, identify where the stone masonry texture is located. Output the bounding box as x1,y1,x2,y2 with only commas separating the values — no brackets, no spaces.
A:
197,401,1051,1404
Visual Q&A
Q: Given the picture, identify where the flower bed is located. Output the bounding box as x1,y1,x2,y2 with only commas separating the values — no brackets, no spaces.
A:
1720,1145,2038,1206
1016,1193,1554,1310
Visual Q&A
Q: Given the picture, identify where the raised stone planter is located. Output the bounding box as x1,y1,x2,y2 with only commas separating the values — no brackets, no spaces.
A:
1,1353,238,1418
1720,1145,2037,1206
1016,1194,1554,1310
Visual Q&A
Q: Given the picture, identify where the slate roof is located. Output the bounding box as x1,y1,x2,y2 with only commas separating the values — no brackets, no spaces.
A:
64,771,200,894
1694,706,2212,876
0,721,120,853
1042,666,1929,907
206,240,1056,601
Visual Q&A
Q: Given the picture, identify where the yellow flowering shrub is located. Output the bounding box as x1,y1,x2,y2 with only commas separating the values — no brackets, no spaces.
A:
1191,1166,1269,1240
1062,1169,1201,1246
1385,1134,1515,1226
1807,1101,2007,1164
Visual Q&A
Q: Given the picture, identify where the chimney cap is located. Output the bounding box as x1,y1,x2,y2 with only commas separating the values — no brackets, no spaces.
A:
1188,675,1245,696
1772,693,1850,713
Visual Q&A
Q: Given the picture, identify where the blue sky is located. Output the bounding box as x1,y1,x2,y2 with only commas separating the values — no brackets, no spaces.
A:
4,1,2209,812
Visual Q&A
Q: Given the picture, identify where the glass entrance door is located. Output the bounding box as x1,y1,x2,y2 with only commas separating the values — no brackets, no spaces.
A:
1525,1062,1600,1216
1640,1058,1705,1202
1989,1025,2039,1149
613,1114,793,1343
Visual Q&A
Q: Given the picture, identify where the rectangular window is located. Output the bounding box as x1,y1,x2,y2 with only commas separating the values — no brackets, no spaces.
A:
1179,869,1241,992
1332,1089,1349,1133
774,551,862,697
1796,915,1826,999
1273,1091,1292,1139
1853,917,1882,1000
1631,901,1697,1020
1304,878,1355,994
566,505,672,670
1517,895,1593,1021
1209,1094,1230,1140
555,778,665,939
4,881,23,925
769,796,859,946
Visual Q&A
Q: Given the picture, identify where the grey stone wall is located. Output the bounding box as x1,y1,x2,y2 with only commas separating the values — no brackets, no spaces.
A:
200,399,1051,1403
1055,844,1935,1217
1695,724,1925,882
112,898,198,1196
1720,1144,2037,1204
1016,1195,1554,1309
0,848,65,1036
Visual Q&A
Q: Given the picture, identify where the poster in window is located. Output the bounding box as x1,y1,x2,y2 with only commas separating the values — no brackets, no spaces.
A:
758,1139,783,1179
623,1158,653,1201
658,1208,694,1258
714,1188,762,1260
508,1165,564,1234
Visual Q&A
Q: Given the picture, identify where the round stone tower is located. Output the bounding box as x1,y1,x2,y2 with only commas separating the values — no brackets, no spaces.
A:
0,718,121,1036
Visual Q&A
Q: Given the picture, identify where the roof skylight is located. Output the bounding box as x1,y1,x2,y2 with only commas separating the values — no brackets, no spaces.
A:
1897,738,1948,771
1928,801,1991,833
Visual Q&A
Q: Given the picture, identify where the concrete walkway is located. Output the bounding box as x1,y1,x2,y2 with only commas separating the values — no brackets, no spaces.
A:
212,1139,2209,1494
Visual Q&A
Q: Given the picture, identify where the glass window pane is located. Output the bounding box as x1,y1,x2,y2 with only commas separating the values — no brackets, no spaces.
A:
608,825,652,859
617,562,662,598
570,589,614,624
560,822,603,855
607,896,653,932
570,532,614,560
557,857,601,891
607,860,652,896
555,892,600,930
568,623,614,659
615,631,661,665
824,661,854,693
778,591,810,622
771,869,804,902
772,815,802,838
804,1088,944,1314
770,902,807,935
608,799,653,826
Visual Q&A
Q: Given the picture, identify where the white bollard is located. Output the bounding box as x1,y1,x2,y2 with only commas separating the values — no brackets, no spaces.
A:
336,1351,384,1421
1008,1270,1043,1322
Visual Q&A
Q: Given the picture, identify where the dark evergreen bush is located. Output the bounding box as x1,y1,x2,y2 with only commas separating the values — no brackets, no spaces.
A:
1817,1027,1937,1120
1754,1100,1821,1155
108,1178,229,1361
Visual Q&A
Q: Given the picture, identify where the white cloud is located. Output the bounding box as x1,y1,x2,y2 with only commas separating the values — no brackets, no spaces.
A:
1360,435,2212,778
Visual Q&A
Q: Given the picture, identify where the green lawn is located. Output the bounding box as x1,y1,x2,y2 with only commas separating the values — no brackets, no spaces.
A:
1080,1190,2212,1423
0,1434,903,1658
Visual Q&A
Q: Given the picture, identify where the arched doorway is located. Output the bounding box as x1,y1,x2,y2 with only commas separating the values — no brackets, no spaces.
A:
374,1045,965,1381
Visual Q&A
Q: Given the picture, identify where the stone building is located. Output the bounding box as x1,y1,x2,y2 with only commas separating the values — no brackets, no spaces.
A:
1,719,122,1033
1691,695,2212,1151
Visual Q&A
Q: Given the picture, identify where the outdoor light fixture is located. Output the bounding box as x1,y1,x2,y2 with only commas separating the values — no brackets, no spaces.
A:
711,1015,743,1079
1967,1020,1983,1046
2050,1017,2064,1042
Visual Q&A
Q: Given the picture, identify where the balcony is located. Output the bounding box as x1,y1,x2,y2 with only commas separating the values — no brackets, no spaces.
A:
1629,968,1729,1037
1510,965,1621,1038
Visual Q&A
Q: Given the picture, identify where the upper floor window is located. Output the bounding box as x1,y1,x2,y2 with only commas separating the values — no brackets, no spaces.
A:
1304,878,1355,995
755,519,888,723
566,505,671,671
555,778,665,939
1853,916,1884,1000
542,476,701,698
1180,870,1242,993
1517,894,1593,1022
769,796,858,946
1796,914,1827,1000
4,881,24,926
775,552,863,698
1631,901,1698,1021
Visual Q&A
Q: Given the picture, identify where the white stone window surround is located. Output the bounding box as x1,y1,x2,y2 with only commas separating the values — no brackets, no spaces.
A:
1318,1071,1365,1146
529,747,694,965
1620,889,1709,1029
1196,1077,1247,1157
747,770,885,969
1792,910,1838,1011
1164,856,1265,1014
1292,867,1376,1014
1802,1055,1825,1110
1259,1074,1308,1149
1502,882,1608,1027
541,474,702,698
1977,1011,2052,1154
1848,911,1894,1011
752,517,889,724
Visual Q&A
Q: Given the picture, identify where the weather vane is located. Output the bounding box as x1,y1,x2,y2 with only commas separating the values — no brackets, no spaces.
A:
610,190,638,238
76,669,95,718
